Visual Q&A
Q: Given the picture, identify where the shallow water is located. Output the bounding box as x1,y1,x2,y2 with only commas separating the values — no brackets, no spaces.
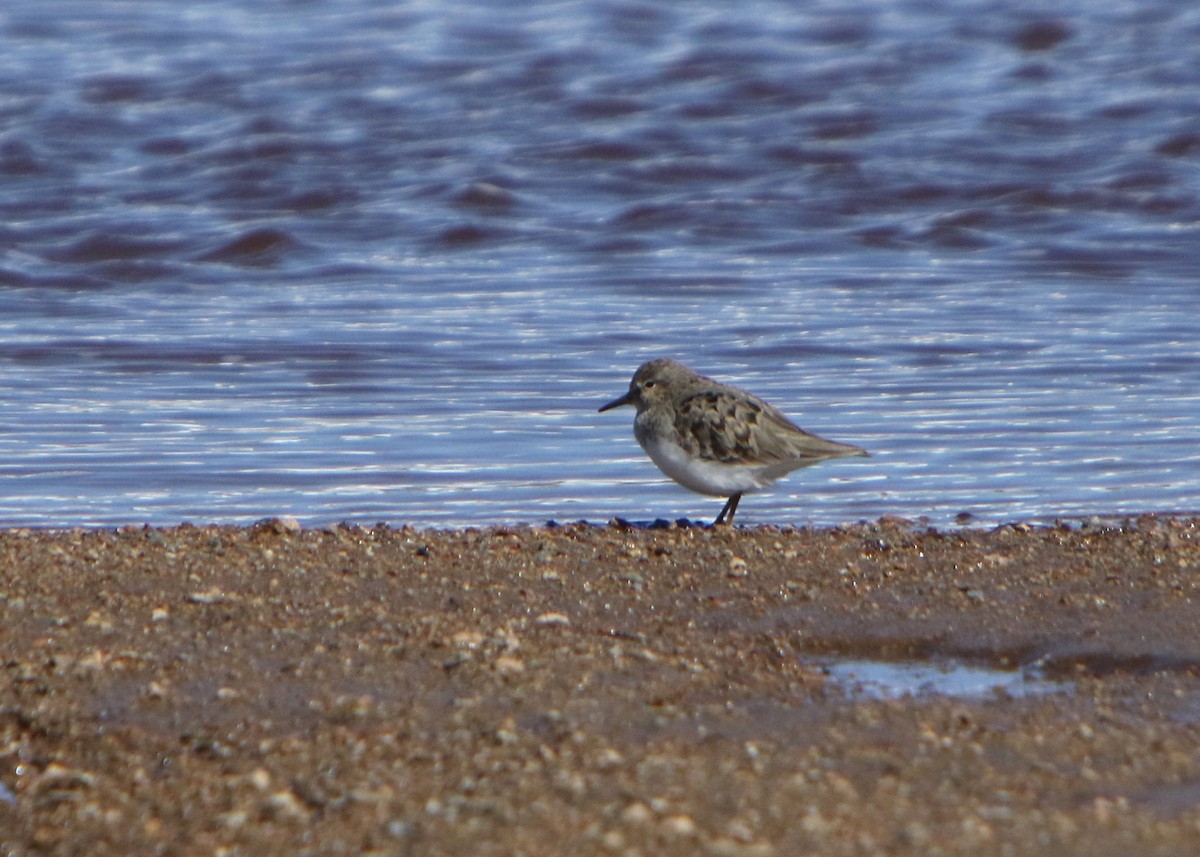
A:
820,658,1071,701
1,0,1198,528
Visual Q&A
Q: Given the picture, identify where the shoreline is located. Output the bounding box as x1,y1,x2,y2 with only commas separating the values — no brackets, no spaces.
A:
2,516,1200,855
5,507,1200,531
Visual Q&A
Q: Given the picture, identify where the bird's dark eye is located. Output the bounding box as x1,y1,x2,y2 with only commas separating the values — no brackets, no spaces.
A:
644,380,656,388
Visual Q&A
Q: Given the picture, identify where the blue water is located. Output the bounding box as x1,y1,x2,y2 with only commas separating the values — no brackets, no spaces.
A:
1,0,1198,528
821,658,1070,701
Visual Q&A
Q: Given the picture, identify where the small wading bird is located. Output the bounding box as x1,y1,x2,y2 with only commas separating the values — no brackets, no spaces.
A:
600,358,866,525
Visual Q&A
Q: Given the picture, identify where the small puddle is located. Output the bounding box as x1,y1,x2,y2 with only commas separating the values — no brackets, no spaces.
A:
820,658,1071,701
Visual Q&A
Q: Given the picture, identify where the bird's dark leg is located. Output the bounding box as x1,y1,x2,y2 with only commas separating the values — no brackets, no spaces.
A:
713,493,741,526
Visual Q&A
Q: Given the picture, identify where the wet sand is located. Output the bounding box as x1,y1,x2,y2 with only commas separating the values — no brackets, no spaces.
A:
2,516,1200,856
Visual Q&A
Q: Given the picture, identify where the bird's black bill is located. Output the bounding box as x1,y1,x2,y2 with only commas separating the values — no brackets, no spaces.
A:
598,392,633,412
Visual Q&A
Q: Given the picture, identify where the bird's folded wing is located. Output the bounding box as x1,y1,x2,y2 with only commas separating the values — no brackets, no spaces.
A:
675,389,863,464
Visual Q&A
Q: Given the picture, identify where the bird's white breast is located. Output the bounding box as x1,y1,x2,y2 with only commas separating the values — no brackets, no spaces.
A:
636,428,770,497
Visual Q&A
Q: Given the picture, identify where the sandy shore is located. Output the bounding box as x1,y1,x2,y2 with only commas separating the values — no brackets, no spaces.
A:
2,516,1200,856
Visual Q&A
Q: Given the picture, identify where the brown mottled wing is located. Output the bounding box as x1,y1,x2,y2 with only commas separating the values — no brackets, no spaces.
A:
674,388,863,465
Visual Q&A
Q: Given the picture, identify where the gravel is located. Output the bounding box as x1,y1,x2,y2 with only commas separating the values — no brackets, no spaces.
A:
2,516,1200,855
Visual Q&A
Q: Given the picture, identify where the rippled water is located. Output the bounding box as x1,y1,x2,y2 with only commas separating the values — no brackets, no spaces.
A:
1,0,1198,527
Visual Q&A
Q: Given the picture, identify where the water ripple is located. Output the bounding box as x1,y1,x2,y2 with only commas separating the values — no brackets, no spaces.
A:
0,0,1198,526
